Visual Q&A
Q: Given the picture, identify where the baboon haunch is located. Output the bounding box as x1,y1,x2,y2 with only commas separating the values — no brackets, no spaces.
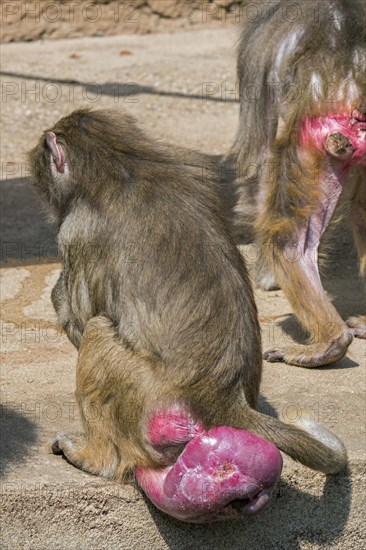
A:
30,109,346,522
231,0,366,367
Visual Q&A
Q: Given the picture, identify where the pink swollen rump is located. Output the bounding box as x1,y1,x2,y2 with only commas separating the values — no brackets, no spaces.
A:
136,407,283,522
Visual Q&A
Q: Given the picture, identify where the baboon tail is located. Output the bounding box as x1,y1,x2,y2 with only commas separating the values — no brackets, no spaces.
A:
230,404,347,474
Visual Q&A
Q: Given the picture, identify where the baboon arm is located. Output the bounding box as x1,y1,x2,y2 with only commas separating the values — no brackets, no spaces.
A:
51,273,83,348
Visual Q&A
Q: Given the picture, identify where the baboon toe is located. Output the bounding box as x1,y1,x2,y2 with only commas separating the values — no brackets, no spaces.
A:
51,432,67,455
263,349,285,363
51,441,63,455
51,432,77,457
346,316,366,339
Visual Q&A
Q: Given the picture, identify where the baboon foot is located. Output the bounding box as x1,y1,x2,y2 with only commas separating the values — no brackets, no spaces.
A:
346,316,366,339
256,270,280,291
52,432,118,478
263,332,353,367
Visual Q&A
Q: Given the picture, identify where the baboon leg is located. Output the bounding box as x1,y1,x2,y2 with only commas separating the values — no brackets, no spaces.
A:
234,180,279,290
262,245,352,366
260,160,353,367
52,431,119,478
347,177,366,339
52,317,157,479
255,252,280,291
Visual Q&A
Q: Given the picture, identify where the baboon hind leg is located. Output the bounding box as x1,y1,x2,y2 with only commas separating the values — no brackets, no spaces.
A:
52,316,158,479
259,157,352,367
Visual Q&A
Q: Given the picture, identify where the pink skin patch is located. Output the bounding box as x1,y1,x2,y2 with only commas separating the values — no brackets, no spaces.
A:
136,408,283,522
289,112,366,290
300,112,366,166
147,405,205,453
46,131,66,173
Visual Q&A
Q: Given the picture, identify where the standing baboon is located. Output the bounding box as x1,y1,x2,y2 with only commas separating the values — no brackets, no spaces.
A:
230,0,366,367
30,109,346,521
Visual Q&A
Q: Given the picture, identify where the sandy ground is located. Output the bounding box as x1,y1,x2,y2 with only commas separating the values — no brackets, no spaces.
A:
1,28,365,549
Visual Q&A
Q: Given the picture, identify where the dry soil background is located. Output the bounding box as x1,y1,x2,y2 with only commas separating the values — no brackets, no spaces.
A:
0,21,365,550
1,0,243,42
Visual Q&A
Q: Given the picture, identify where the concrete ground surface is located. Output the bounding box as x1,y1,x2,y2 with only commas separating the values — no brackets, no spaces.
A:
1,28,365,550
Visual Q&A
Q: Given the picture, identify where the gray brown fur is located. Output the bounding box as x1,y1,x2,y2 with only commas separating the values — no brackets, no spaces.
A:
30,108,346,478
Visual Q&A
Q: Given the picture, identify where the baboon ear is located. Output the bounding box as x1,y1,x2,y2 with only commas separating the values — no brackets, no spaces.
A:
46,132,66,174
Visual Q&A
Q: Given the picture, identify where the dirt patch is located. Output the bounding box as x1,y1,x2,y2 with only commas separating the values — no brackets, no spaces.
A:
1,0,246,42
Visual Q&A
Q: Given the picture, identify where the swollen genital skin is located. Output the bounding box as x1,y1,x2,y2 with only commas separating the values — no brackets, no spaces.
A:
137,410,282,522
300,111,366,163
296,113,366,289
